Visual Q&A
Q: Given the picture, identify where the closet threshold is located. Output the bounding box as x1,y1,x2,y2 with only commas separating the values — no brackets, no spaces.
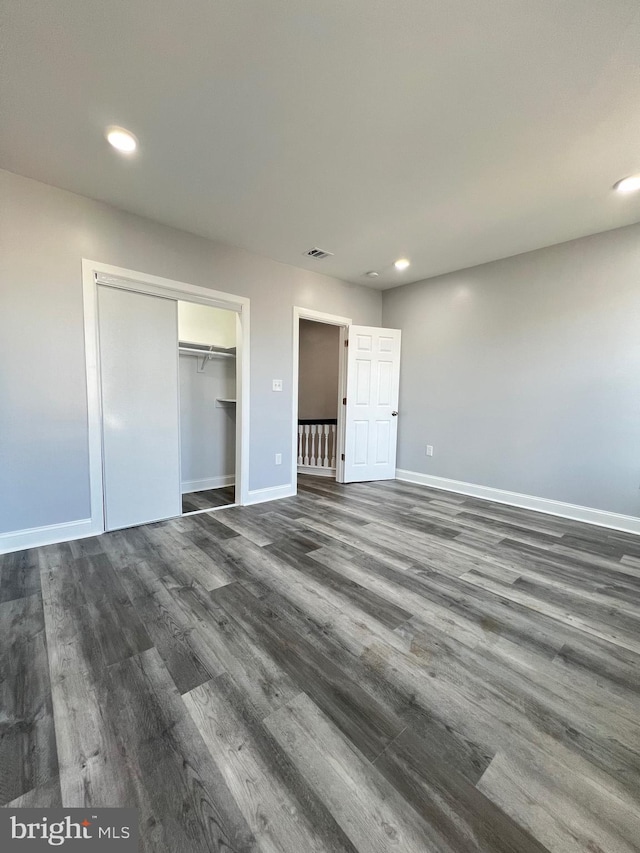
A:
182,503,238,518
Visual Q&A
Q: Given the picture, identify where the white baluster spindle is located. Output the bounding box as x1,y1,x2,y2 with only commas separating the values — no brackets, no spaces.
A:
303,424,310,466
310,424,317,466
322,424,330,467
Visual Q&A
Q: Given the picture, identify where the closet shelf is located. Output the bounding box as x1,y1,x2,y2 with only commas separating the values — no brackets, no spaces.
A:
179,341,236,360
215,398,237,408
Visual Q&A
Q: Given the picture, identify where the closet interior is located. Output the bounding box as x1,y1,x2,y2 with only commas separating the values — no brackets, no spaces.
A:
178,301,237,514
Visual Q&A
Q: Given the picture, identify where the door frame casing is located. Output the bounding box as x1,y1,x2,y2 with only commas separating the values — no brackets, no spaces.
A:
292,306,351,488
82,259,250,534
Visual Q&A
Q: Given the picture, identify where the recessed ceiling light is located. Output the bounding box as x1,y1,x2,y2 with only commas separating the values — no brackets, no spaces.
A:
365,271,380,278
614,175,640,194
106,126,138,154
394,258,410,271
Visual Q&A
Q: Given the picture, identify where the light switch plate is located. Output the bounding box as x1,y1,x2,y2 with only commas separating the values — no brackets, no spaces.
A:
275,453,282,465
272,379,283,392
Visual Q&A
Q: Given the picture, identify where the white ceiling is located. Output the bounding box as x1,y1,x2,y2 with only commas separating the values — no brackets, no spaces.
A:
2,0,640,289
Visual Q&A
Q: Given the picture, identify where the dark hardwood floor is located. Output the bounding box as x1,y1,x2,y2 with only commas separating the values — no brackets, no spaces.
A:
1,475,639,852
182,485,236,514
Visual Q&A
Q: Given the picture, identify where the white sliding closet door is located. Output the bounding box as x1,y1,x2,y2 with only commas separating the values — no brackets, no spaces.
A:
98,285,181,530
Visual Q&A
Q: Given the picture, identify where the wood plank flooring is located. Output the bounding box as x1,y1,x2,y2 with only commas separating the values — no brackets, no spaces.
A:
1,474,639,852
182,486,236,514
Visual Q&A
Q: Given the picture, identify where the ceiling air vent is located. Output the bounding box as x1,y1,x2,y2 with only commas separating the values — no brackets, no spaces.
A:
305,247,334,259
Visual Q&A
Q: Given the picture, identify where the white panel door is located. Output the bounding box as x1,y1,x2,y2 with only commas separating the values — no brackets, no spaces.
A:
343,325,401,482
98,285,181,530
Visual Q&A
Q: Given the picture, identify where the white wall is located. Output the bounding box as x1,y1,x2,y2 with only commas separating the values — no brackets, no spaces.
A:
298,320,340,420
0,169,381,536
382,221,640,518
179,354,236,491
178,301,236,348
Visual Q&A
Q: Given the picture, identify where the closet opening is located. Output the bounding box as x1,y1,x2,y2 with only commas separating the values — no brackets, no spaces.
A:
82,259,249,537
178,301,237,515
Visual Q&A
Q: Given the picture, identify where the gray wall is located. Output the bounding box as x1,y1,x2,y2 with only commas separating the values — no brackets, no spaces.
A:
0,168,381,534
382,222,640,517
298,320,340,420
179,355,236,489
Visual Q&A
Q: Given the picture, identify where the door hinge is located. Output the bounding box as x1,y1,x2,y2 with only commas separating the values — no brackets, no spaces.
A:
341,453,345,461
344,339,349,347
342,397,347,405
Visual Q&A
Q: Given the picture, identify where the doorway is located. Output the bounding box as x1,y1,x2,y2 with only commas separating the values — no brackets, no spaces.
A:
82,260,249,536
297,319,342,480
292,307,350,486
292,307,402,492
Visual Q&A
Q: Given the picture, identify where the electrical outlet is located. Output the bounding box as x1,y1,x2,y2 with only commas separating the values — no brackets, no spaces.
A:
275,453,282,465
272,379,283,392
426,445,434,457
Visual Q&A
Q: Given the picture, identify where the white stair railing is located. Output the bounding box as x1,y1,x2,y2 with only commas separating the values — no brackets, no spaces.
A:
297,421,337,474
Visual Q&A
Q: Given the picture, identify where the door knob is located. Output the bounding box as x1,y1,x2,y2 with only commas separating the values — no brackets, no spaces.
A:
391,411,398,416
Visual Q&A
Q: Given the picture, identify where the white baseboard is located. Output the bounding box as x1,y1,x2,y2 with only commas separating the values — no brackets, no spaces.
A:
297,465,336,478
0,518,101,555
181,475,234,494
245,483,296,506
395,469,640,537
